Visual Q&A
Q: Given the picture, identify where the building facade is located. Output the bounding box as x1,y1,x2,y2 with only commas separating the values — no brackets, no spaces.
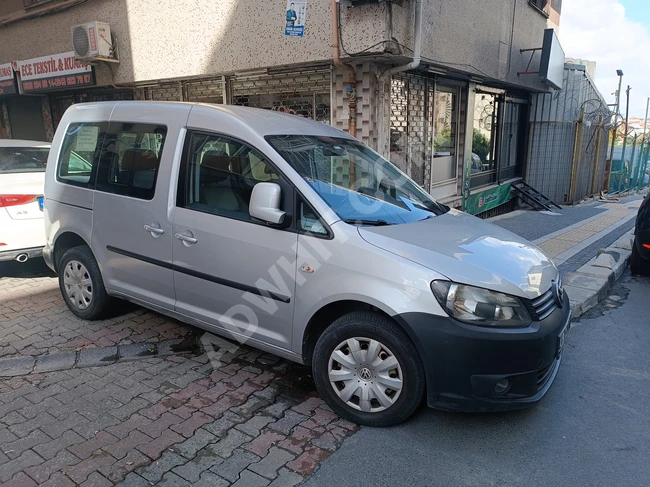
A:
0,0,561,212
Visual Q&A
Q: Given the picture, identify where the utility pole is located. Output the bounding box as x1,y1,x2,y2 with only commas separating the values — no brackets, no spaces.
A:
625,85,631,135
604,70,624,192
636,97,650,190
618,86,632,193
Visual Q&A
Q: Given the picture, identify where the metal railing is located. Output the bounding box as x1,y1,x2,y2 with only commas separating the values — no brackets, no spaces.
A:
608,133,650,195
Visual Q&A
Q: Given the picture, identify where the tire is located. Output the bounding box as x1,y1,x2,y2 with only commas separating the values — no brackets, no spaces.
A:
312,311,425,427
630,238,650,276
58,246,112,320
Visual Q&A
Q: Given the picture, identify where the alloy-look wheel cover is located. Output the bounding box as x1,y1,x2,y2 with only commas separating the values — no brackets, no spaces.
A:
328,337,404,413
63,260,93,310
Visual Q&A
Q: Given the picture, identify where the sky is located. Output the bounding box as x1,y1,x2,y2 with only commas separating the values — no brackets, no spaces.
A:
559,0,650,121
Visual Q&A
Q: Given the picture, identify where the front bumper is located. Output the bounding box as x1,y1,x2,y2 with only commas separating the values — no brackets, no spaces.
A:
0,246,43,262
395,292,571,412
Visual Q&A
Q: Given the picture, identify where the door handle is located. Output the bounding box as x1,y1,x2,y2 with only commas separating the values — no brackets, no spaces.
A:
144,223,164,238
175,231,198,246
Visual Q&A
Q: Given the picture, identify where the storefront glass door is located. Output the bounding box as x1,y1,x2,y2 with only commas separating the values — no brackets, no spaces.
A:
431,86,458,184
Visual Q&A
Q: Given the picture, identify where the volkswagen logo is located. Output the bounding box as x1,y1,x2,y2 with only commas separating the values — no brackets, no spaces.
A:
358,367,372,381
552,281,564,308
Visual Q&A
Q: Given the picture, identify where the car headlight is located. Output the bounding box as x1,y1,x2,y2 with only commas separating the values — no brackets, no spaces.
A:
431,281,531,328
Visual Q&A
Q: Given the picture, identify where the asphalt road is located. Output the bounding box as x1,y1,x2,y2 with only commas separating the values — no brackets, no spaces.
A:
304,272,650,487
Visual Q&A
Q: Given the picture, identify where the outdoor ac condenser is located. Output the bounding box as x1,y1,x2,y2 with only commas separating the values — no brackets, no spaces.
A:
71,21,115,61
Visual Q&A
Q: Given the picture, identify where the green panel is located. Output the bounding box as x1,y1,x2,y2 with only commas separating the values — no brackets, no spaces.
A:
466,183,511,215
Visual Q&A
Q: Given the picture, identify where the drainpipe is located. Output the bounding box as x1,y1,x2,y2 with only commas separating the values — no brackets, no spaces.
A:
332,0,357,139
388,0,423,75
379,0,422,178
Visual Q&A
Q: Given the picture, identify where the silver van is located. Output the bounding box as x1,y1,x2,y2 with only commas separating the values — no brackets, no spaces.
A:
44,101,571,426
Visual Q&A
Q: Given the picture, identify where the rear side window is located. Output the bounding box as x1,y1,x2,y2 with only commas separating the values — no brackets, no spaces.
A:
0,147,49,174
57,123,108,187
95,122,167,200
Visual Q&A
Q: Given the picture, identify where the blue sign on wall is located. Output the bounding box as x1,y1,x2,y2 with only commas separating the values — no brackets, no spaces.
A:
285,0,307,37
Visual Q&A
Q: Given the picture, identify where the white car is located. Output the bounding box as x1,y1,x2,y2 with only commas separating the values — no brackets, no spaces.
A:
0,140,50,263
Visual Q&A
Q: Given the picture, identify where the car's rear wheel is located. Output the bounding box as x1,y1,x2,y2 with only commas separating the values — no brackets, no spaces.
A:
630,238,650,276
58,246,112,320
312,311,425,426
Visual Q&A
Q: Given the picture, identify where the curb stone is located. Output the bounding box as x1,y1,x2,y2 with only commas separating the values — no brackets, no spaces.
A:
0,336,201,378
564,229,634,317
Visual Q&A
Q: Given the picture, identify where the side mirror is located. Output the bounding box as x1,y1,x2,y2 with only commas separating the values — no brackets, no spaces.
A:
250,182,286,225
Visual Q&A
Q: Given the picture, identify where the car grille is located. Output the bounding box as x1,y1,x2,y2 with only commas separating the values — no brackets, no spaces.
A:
537,361,556,391
526,278,562,321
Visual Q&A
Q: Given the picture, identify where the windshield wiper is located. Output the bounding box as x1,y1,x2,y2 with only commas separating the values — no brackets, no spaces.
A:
343,219,393,226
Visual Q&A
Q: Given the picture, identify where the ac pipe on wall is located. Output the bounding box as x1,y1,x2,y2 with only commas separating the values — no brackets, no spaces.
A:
388,0,423,75
332,0,357,140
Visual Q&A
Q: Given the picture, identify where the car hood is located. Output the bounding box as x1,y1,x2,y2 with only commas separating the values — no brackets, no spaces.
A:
358,209,558,299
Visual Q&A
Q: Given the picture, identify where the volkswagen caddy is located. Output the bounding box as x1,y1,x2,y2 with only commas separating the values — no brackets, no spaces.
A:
44,102,571,426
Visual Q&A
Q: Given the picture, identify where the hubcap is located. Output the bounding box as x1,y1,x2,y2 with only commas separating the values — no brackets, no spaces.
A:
63,260,93,310
328,337,403,413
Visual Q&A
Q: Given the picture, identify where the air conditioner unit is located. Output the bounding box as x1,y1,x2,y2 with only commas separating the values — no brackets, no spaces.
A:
71,21,116,62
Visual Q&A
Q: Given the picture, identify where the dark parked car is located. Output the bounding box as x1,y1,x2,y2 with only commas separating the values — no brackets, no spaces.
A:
630,193,650,275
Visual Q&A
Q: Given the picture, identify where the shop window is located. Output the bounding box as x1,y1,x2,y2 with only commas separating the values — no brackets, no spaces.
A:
230,71,331,123
471,91,527,189
432,88,458,183
498,102,524,181
471,93,499,187
94,122,167,200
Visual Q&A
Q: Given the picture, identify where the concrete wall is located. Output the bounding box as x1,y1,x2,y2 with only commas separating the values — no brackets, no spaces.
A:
0,0,387,85
391,0,552,92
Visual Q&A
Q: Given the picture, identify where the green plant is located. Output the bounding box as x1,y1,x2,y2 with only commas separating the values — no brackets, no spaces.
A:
472,129,490,162
434,128,451,151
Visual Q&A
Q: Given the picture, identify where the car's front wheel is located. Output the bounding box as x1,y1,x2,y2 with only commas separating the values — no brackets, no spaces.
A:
58,246,112,320
312,311,425,426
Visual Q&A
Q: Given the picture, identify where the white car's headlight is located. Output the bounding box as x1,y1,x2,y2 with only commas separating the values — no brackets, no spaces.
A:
431,281,531,328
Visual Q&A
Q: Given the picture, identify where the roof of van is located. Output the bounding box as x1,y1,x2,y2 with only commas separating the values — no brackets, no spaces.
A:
67,101,355,139
0,139,51,148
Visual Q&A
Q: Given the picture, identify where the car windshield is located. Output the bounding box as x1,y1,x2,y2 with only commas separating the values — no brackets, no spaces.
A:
0,147,49,174
266,135,448,225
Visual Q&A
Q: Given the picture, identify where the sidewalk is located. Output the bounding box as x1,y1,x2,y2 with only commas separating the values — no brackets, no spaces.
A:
490,194,642,273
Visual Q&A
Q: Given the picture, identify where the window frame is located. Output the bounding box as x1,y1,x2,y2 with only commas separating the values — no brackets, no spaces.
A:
470,91,529,189
431,83,460,184
176,129,309,232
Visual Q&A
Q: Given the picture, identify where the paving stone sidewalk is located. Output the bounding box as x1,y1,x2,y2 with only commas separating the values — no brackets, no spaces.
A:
0,260,193,360
1,261,358,485
0,347,358,486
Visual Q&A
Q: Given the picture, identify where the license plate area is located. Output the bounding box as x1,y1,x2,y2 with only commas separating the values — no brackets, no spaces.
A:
38,196,44,211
